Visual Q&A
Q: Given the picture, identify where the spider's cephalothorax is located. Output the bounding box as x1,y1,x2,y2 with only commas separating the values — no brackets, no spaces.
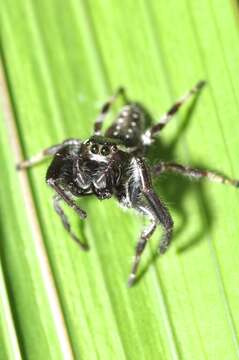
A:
17,83,239,286
46,136,125,200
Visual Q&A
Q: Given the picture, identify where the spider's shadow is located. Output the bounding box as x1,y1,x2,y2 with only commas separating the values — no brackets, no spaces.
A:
131,90,214,284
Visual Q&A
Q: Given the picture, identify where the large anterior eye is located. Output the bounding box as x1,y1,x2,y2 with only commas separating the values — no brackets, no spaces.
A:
90,144,99,154
111,145,117,152
101,145,110,156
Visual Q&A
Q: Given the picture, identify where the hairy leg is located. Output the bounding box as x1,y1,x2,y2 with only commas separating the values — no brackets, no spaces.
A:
47,178,87,219
53,195,88,250
127,157,173,286
94,87,125,135
142,81,205,145
128,218,157,287
16,138,81,170
152,161,239,188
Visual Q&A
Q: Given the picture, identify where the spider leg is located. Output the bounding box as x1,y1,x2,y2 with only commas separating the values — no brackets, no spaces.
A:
47,178,87,219
152,162,239,188
142,80,205,145
128,217,157,287
94,87,125,135
16,143,63,170
127,157,173,287
16,138,81,170
53,195,88,250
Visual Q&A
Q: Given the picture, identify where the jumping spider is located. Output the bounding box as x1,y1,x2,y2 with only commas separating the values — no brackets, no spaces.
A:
17,81,239,286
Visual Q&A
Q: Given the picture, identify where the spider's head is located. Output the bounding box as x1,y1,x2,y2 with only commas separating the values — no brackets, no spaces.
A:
82,136,121,162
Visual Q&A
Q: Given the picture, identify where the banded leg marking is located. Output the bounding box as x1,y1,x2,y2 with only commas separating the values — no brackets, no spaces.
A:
94,87,125,135
16,138,81,170
142,80,205,145
128,221,156,287
153,162,239,188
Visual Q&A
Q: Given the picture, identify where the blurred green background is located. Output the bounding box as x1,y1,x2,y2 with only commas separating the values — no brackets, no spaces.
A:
1,1,239,359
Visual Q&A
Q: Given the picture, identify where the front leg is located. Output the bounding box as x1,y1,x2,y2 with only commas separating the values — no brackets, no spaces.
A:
152,162,239,188
136,158,174,253
127,157,173,287
128,217,157,287
47,178,87,219
53,195,88,250
47,179,88,249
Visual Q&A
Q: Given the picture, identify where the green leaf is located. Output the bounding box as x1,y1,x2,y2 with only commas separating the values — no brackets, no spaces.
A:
1,1,239,359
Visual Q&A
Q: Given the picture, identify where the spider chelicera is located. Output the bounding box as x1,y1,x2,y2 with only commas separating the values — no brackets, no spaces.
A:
17,82,239,286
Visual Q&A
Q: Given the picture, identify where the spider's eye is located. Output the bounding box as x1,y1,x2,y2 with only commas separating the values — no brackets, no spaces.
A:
90,144,99,154
111,145,117,152
101,145,110,156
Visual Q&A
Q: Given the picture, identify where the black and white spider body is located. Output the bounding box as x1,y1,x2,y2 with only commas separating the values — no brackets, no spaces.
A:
106,104,145,147
17,82,239,286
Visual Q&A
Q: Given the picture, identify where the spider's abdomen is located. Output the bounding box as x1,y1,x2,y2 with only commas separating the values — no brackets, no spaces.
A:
105,104,145,147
